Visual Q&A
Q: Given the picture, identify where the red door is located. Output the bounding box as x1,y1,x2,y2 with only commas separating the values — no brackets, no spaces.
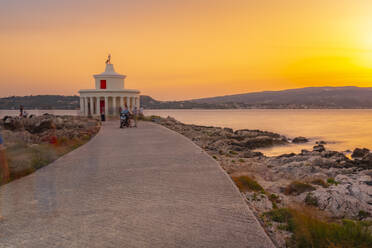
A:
100,100,105,114
100,80,106,89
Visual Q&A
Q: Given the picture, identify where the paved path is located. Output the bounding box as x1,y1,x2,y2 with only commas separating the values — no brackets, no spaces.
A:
0,121,274,248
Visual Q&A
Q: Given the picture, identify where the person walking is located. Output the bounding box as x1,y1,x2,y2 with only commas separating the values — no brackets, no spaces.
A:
19,105,24,117
133,107,138,128
0,131,10,184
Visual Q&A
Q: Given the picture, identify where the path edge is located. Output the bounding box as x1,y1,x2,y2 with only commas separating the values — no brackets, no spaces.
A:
147,121,276,247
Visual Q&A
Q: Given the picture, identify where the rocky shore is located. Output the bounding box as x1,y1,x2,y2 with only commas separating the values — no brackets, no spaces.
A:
0,114,100,183
149,116,372,247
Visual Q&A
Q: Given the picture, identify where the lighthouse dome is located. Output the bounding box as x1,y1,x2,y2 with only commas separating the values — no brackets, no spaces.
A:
93,63,126,90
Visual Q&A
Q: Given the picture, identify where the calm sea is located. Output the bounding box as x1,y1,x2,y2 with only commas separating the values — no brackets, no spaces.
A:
145,109,372,156
1,109,372,156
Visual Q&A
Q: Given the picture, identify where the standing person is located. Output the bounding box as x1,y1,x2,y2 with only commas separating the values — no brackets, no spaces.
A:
133,107,138,128
19,105,24,117
0,131,9,184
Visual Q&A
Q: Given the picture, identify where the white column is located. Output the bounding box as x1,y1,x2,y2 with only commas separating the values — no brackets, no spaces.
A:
126,96,130,109
80,97,84,115
137,96,140,108
89,97,94,116
84,97,88,116
120,97,124,110
104,96,109,116
96,97,100,116
112,96,117,116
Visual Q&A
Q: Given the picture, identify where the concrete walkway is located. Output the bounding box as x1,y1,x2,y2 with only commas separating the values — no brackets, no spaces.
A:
0,121,274,248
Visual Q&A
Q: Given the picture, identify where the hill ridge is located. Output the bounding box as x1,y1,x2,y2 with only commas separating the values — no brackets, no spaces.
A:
2,86,372,109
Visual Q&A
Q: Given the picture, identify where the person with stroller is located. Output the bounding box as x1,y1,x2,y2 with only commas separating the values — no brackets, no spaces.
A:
120,106,131,128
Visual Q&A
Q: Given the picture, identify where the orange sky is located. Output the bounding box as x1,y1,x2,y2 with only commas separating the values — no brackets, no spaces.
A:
1,0,372,100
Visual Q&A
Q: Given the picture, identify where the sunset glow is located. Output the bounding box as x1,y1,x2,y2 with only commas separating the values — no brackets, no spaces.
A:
1,0,372,100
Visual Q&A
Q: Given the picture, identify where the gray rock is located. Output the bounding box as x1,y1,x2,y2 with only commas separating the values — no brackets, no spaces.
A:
313,144,326,152
25,119,54,134
3,117,22,131
351,148,370,159
223,127,233,133
292,136,309,144
243,151,263,158
311,173,372,218
245,192,273,212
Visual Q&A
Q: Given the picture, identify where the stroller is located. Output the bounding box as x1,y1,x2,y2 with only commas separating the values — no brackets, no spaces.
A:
120,112,131,128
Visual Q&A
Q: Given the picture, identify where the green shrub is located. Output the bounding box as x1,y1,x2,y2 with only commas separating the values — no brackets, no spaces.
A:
239,158,245,162
311,179,328,188
229,150,238,155
327,177,339,185
269,193,280,203
284,181,316,195
265,208,293,223
232,176,264,192
212,155,217,159
265,208,295,232
304,193,319,206
358,210,371,220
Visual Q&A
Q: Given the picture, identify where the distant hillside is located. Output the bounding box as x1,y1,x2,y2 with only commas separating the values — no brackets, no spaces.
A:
191,86,372,109
140,95,231,109
0,95,80,110
0,95,232,110
2,87,372,109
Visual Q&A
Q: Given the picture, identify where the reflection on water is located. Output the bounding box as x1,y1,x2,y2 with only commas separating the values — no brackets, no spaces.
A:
145,109,372,156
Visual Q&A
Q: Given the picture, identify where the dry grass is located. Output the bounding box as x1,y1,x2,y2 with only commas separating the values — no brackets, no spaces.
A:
264,207,372,248
2,136,92,185
311,179,329,188
284,181,316,195
232,175,265,193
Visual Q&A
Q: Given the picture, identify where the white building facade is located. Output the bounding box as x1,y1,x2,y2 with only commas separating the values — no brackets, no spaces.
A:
79,62,140,117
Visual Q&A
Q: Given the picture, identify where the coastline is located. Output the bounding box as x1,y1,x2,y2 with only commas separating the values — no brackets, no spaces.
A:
1,113,371,247
145,115,372,247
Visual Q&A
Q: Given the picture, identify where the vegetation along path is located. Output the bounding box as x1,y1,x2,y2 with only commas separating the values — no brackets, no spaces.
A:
0,121,274,248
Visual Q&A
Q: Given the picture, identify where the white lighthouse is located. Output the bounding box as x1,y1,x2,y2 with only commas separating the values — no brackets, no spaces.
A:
79,56,140,116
